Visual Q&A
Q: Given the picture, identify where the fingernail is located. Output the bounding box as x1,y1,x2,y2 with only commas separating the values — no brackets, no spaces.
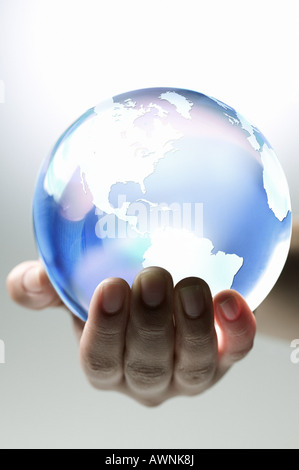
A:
23,266,42,293
218,296,240,321
140,271,166,308
180,284,206,318
101,282,126,314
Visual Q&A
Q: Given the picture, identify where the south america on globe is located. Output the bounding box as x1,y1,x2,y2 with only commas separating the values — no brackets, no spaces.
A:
33,87,292,321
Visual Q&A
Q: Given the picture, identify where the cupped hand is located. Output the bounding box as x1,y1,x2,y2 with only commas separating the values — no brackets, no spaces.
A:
7,261,256,406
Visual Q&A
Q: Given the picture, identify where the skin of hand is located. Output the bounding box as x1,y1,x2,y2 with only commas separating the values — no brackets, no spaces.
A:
6,262,256,407
256,220,299,340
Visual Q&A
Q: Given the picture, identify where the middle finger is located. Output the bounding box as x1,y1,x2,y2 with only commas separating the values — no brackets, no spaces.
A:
124,267,174,401
173,277,218,394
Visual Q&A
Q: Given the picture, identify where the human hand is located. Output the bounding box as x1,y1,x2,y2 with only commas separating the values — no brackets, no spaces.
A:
7,261,256,406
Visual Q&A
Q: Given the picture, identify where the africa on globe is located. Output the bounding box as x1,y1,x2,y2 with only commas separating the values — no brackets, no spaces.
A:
33,87,292,321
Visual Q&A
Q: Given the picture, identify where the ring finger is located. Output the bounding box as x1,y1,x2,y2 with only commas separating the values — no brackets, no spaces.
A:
173,277,218,395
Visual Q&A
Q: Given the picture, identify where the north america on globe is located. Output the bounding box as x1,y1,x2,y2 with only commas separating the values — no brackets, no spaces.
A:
33,87,292,321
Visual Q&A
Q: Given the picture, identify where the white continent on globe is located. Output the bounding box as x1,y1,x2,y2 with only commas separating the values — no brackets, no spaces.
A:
259,144,291,221
45,95,183,221
160,91,193,119
142,227,244,295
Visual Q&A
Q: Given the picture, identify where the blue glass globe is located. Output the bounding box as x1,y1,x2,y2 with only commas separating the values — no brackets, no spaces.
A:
33,87,292,321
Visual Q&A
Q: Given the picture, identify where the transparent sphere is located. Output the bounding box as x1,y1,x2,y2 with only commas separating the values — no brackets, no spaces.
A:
33,87,292,321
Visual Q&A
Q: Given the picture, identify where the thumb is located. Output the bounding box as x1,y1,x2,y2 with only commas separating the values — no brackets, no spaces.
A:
6,261,62,310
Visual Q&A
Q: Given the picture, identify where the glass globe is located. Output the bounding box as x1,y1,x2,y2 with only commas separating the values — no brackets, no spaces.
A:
33,87,292,321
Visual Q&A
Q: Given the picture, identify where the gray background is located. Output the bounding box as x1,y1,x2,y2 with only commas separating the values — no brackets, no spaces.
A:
0,0,299,449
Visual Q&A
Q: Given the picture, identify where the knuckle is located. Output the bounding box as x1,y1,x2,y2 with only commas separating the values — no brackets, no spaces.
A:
82,350,120,379
91,327,120,345
229,325,252,340
80,326,124,384
228,351,247,363
183,333,214,352
137,326,167,344
229,340,254,363
176,363,216,386
125,360,170,389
